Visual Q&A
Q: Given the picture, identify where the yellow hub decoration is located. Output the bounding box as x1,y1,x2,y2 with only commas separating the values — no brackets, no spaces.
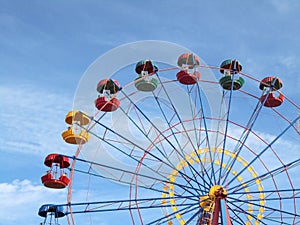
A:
161,148,265,225
208,185,227,199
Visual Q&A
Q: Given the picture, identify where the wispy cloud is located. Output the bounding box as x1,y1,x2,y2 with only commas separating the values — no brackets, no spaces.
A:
0,83,72,155
269,0,296,14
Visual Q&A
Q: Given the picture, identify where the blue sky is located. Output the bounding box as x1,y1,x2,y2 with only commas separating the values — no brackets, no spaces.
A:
0,1,300,225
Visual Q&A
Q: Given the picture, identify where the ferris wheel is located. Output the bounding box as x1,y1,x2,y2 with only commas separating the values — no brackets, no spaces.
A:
38,41,300,225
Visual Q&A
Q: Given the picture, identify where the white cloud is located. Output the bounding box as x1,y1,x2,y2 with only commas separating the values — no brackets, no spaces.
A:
0,179,67,224
0,178,129,225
